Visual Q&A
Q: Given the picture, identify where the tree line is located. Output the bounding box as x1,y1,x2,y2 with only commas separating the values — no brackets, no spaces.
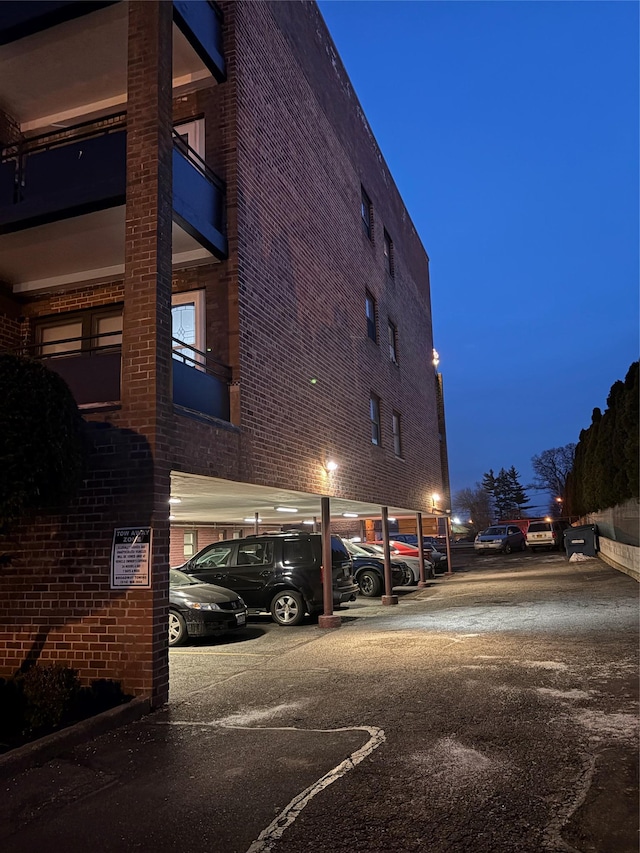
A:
565,360,638,516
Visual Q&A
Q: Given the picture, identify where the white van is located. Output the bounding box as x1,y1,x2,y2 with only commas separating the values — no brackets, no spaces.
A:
526,520,569,551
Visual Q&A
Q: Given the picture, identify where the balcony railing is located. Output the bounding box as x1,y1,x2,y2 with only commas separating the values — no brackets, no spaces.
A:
172,337,231,421
9,332,231,421
0,115,227,258
0,114,127,232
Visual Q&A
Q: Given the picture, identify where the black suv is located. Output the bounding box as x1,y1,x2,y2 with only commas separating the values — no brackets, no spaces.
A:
175,532,358,626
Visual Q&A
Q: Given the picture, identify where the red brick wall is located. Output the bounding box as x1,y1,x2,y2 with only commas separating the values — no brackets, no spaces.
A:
221,0,443,509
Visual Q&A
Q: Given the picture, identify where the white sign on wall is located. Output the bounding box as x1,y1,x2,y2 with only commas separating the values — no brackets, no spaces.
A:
110,527,152,589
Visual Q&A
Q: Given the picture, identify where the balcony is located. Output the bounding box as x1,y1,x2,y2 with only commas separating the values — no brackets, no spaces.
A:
14,333,231,422
0,115,227,291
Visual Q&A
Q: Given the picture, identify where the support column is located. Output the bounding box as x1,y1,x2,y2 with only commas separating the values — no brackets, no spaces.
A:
416,511,428,588
120,0,173,706
318,497,341,628
445,514,454,575
381,506,398,605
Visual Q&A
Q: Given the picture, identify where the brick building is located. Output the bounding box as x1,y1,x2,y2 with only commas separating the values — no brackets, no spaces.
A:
0,1,448,705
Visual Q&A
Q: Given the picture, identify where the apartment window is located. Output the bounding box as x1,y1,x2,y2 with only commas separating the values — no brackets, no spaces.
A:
370,394,381,445
383,229,394,278
365,290,377,342
36,306,123,356
388,320,398,364
361,186,372,239
392,411,402,457
184,530,197,558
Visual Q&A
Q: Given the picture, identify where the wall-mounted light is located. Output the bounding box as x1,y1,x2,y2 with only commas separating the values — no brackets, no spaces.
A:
452,517,461,525
432,348,440,368
324,459,338,473
275,506,298,513
342,512,358,518
431,492,440,505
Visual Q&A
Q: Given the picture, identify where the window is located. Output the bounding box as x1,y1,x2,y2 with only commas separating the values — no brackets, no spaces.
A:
392,411,402,457
361,186,372,239
370,394,381,445
236,541,273,566
365,290,377,342
171,290,205,366
37,306,123,356
184,530,196,558
191,543,233,568
388,320,398,364
383,229,394,277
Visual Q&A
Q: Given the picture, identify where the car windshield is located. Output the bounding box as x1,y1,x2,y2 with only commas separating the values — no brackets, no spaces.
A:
528,522,551,532
170,569,199,587
344,540,371,557
484,527,507,536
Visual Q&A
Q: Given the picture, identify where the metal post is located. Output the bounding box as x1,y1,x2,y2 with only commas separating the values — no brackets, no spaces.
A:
381,506,398,605
312,516,318,533
254,512,259,536
416,511,428,588
445,514,453,575
318,497,341,628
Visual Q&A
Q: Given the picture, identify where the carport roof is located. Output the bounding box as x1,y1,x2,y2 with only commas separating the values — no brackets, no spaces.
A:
169,471,438,526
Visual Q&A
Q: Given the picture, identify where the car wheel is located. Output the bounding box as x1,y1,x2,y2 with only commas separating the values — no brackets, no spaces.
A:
358,570,382,597
503,543,512,555
270,590,305,626
169,609,188,647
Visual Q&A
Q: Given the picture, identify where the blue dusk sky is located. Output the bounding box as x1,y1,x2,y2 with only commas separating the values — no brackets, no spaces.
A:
318,0,639,509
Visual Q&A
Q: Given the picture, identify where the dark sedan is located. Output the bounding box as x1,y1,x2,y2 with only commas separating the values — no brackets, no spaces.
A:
169,569,248,646
343,539,408,595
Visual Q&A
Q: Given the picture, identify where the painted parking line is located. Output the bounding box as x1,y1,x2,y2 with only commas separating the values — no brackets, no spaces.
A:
158,718,385,853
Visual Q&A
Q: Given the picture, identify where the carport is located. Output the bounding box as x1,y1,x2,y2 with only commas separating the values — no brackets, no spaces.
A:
169,471,452,624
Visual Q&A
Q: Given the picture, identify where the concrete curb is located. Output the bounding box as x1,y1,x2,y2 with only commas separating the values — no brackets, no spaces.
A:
0,695,153,780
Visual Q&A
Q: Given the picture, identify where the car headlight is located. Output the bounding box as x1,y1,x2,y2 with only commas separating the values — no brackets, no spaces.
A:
185,601,222,611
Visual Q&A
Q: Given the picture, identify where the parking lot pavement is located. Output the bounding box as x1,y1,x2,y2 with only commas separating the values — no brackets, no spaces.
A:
2,551,638,853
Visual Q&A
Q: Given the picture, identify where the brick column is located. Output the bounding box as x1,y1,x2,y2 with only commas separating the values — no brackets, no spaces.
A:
121,0,173,706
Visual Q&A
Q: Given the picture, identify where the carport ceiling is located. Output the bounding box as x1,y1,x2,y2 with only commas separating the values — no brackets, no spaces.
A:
170,472,429,526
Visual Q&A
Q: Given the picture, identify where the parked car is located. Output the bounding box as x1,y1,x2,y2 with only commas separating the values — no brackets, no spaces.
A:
526,519,570,551
474,525,526,555
174,532,358,626
169,569,247,647
358,541,434,583
342,538,408,595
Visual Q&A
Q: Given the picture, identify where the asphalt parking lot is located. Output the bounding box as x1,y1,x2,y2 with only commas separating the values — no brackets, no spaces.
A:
2,549,638,853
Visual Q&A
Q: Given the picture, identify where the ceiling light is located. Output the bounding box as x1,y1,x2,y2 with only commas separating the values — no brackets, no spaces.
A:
388,517,396,523
169,515,176,521
303,520,315,525
244,517,262,523
342,512,358,518
275,506,298,513
325,459,338,472
169,497,182,504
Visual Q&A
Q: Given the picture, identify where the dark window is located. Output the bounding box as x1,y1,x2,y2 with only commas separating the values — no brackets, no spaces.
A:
388,320,398,364
192,543,233,568
283,539,314,565
383,229,394,277
370,394,381,445
365,291,377,342
35,306,123,356
392,411,402,457
361,186,372,239
237,541,273,566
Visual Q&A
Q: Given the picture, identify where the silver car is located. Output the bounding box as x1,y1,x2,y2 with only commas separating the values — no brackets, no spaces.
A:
474,525,526,555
